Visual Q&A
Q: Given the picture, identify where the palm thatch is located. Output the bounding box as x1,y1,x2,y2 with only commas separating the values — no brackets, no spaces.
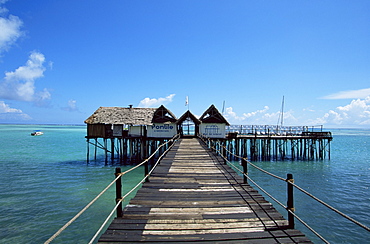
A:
152,105,177,123
176,110,201,125
200,104,230,125
84,107,157,125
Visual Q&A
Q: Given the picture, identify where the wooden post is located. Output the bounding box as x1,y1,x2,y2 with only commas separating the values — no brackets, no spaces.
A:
141,137,146,162
143,138,149,182
223,141,227,165
123,138,128,163
104,139,108,165
111,138,115,163
242,158,248,184
86,138,90,164
274,139,278,161
94,138,97,160
235,139,240,160
287,173,295,229
119,138,123,164
158,139,163,162
151,140,156,167
115,167,123,217
144,159,149,182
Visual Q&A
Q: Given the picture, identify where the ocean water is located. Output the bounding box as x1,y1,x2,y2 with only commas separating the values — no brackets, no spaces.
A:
0,125,143,244
0,125,369,243
240,128,370,243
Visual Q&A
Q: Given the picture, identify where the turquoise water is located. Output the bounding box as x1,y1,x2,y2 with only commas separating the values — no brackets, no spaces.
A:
240,128,370,243
0,125,143,243
0,125,369,243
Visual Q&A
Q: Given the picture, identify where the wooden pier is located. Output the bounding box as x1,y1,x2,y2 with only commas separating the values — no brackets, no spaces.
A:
208,131,333,162
85,105,332,164
98,138,312,243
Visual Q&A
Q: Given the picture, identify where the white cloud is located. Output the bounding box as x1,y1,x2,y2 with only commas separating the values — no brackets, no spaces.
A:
225,107,245,121
0,100,31,120
37,88,51,100
321,88,370,100
138,94,175,107
225,106,270,122
311,96,370,126
224,106,299,125
242,106,269,118
0,1,23,54
0,51,50,103
62,99,79,112
0,100,21,113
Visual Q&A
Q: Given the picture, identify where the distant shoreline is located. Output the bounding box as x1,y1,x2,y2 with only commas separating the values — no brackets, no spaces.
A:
1,123,369,130
0,123,86,126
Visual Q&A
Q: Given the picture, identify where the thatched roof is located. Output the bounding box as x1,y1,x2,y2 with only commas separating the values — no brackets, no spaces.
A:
152,105,177,123
199,104,230,125
84,107,157,125
84,105,177,125
176,110,201,125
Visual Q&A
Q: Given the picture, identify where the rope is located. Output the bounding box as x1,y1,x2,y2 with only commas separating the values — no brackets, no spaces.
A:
88,198,124,244
199,134,370,237
88,136,180,243
46,135,179,243
206,138,286,182
291,182,370,232
287,209,329,243
202,137,332,243
44,173,122,244
245,173,287,210
201,137,331,243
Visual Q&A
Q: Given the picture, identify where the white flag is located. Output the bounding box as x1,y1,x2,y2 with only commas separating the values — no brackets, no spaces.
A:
185,96,188,106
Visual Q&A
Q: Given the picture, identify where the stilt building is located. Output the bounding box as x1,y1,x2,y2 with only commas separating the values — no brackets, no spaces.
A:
85,104,332,163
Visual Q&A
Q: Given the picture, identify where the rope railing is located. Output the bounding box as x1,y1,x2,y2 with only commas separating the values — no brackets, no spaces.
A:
292,181,370,232
199,136,329,243
44,172,122,244
89,135,179,243
88,198,123,244
45,134,180,244
198,134,370,242
215,138,286,181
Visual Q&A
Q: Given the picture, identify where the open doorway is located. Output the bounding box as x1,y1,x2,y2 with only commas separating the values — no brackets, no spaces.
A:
176,110,200,138
182,117,195,136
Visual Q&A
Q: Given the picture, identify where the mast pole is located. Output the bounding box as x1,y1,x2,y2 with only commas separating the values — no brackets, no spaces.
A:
281,96,285,127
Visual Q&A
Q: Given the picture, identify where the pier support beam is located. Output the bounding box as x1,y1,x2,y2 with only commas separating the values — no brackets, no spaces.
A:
287,173,295,229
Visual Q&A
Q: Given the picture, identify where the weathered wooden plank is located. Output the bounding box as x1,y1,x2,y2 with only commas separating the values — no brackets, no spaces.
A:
111,218,287,225
99,229,310,243
98,138,312,243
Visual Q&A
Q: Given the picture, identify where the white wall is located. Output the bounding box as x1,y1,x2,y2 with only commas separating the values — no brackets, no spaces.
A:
129,126,144,137
147,123,177,138
200,123,226,138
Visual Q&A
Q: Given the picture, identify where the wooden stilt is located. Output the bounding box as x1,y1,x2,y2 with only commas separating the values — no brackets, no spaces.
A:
86,138,90,164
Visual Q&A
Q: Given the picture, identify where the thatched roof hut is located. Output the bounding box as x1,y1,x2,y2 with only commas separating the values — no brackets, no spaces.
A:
152,105,177,123
176,110,201,126
200,104,230,125
84,107,157,125
85,105,178,138
85,105,177,125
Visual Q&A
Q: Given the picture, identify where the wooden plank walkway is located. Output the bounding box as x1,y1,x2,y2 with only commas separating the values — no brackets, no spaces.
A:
98,138,312,243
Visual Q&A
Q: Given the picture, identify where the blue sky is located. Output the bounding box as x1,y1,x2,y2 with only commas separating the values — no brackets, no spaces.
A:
0,0,370,127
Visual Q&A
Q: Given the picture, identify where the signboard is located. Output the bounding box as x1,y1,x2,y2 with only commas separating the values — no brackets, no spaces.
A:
200,123,226,138
147,123,177,138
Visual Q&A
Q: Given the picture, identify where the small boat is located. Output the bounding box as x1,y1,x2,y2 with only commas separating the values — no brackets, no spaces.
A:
31,130,43,136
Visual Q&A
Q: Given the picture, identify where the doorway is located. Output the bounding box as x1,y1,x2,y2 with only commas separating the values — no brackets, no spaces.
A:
177,110,200,138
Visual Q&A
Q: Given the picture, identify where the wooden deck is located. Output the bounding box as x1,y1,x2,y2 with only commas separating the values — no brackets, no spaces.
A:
98,138,312,243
